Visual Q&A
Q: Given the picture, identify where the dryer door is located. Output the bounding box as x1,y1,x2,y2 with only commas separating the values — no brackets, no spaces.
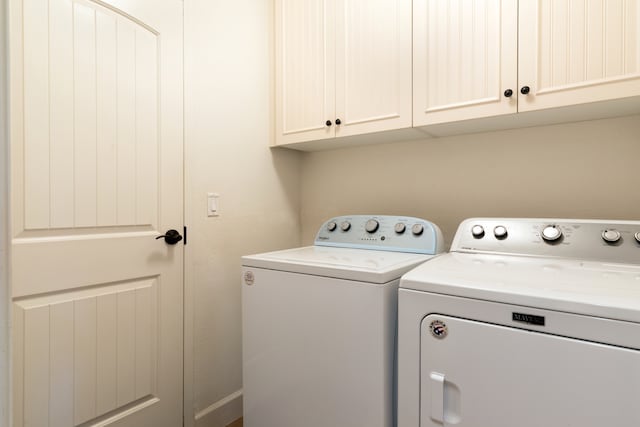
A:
420,314,640,427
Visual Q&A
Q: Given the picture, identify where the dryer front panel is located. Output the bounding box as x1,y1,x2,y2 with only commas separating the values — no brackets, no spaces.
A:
420,314,640,427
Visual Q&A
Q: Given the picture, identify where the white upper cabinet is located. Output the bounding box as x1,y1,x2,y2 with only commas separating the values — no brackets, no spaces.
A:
334,0,413,137
277,1,640,148
413,0,518,126
518,0,640,112
275,0,412,146
414,0,640,127
275,0,335,145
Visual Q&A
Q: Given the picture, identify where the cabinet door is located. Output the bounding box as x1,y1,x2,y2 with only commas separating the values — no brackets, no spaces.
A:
334,0,413,137
275,0,335,145
519,0,640,112
413,0,518,126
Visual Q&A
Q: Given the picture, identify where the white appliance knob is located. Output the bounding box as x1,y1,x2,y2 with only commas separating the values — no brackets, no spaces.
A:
635,232,640,244
394,223,406,234
365,219,379,233
411,224,424,236
602,229,621,243
541,225,562,242
327,221,337,232
494,226,508,239
340,221,351,231
471,225,485,238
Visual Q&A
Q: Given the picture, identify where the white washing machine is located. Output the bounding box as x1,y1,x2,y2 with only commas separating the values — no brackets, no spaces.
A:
398,218,640,427
242,215,444,427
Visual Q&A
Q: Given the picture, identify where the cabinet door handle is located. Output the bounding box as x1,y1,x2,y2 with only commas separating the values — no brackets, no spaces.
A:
504,89,513,98
325,120,332,127
335,118,341,125
520,86,530,95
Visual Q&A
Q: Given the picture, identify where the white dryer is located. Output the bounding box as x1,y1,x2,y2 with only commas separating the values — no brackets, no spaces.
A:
242,215,444,427
398,218,640,427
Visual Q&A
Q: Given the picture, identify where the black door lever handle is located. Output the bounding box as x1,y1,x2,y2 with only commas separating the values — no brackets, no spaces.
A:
156,229,183,245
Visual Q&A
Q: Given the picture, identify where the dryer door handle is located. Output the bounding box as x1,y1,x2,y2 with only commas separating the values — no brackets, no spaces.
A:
429,372,462,425
430,372,445,423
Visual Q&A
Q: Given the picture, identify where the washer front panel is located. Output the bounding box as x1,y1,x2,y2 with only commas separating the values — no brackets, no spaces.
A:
243,267,398,427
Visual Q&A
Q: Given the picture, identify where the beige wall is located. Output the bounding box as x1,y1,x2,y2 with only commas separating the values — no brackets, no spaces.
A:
300,115,640,246
185,0,301,425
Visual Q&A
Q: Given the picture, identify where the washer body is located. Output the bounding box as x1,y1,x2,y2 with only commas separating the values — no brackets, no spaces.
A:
398,218,640,427
242,215,444,427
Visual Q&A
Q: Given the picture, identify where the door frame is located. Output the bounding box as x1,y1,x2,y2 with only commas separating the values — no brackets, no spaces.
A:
1,0,11,423
181,4,193,427
182,53,195,427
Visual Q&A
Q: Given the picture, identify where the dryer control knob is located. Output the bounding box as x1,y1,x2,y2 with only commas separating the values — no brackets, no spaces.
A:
365,219,379,233
635,232,640,244
326,221,337,232
394,223,406,234
471,225,485,238
411,224,424,236
340,221,351,232
541,225,562,242
494,226,508,239
602,229,621,243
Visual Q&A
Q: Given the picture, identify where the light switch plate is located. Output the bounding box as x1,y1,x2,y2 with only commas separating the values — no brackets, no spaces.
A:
207,193,219,217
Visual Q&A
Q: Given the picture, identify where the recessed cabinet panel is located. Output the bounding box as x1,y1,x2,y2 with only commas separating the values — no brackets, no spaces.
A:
13,279,158,426
335,0,412,137
519,0,640,112
413,0,518,126
21,0,160,230
276,0,335,144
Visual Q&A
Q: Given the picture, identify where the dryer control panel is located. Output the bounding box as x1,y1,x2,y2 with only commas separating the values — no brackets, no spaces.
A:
453,218,640,264
314,215,444,255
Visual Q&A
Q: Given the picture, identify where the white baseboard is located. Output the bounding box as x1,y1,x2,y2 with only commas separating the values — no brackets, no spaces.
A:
194,390,243,427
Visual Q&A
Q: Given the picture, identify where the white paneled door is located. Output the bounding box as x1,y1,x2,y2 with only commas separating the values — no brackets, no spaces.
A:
9,0,184,426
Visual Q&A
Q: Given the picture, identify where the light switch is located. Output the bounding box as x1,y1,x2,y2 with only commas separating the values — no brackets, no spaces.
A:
207,193,219,217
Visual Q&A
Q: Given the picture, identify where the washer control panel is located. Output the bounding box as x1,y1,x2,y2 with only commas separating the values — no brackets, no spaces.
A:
314,215,444,255
453,218,640,264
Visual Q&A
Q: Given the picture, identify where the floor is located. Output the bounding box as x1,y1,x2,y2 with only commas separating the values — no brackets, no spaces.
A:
227,418,243,427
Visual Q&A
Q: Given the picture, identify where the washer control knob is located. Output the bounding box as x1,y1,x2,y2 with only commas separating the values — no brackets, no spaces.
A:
340,221,351,232
471,225,485,238
411,224,424,236
541,225,562,242
602,229,621,243
326,221,337,232
494,226,508,239
635,232,640,244
394,223,406,234
365,219,379,233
